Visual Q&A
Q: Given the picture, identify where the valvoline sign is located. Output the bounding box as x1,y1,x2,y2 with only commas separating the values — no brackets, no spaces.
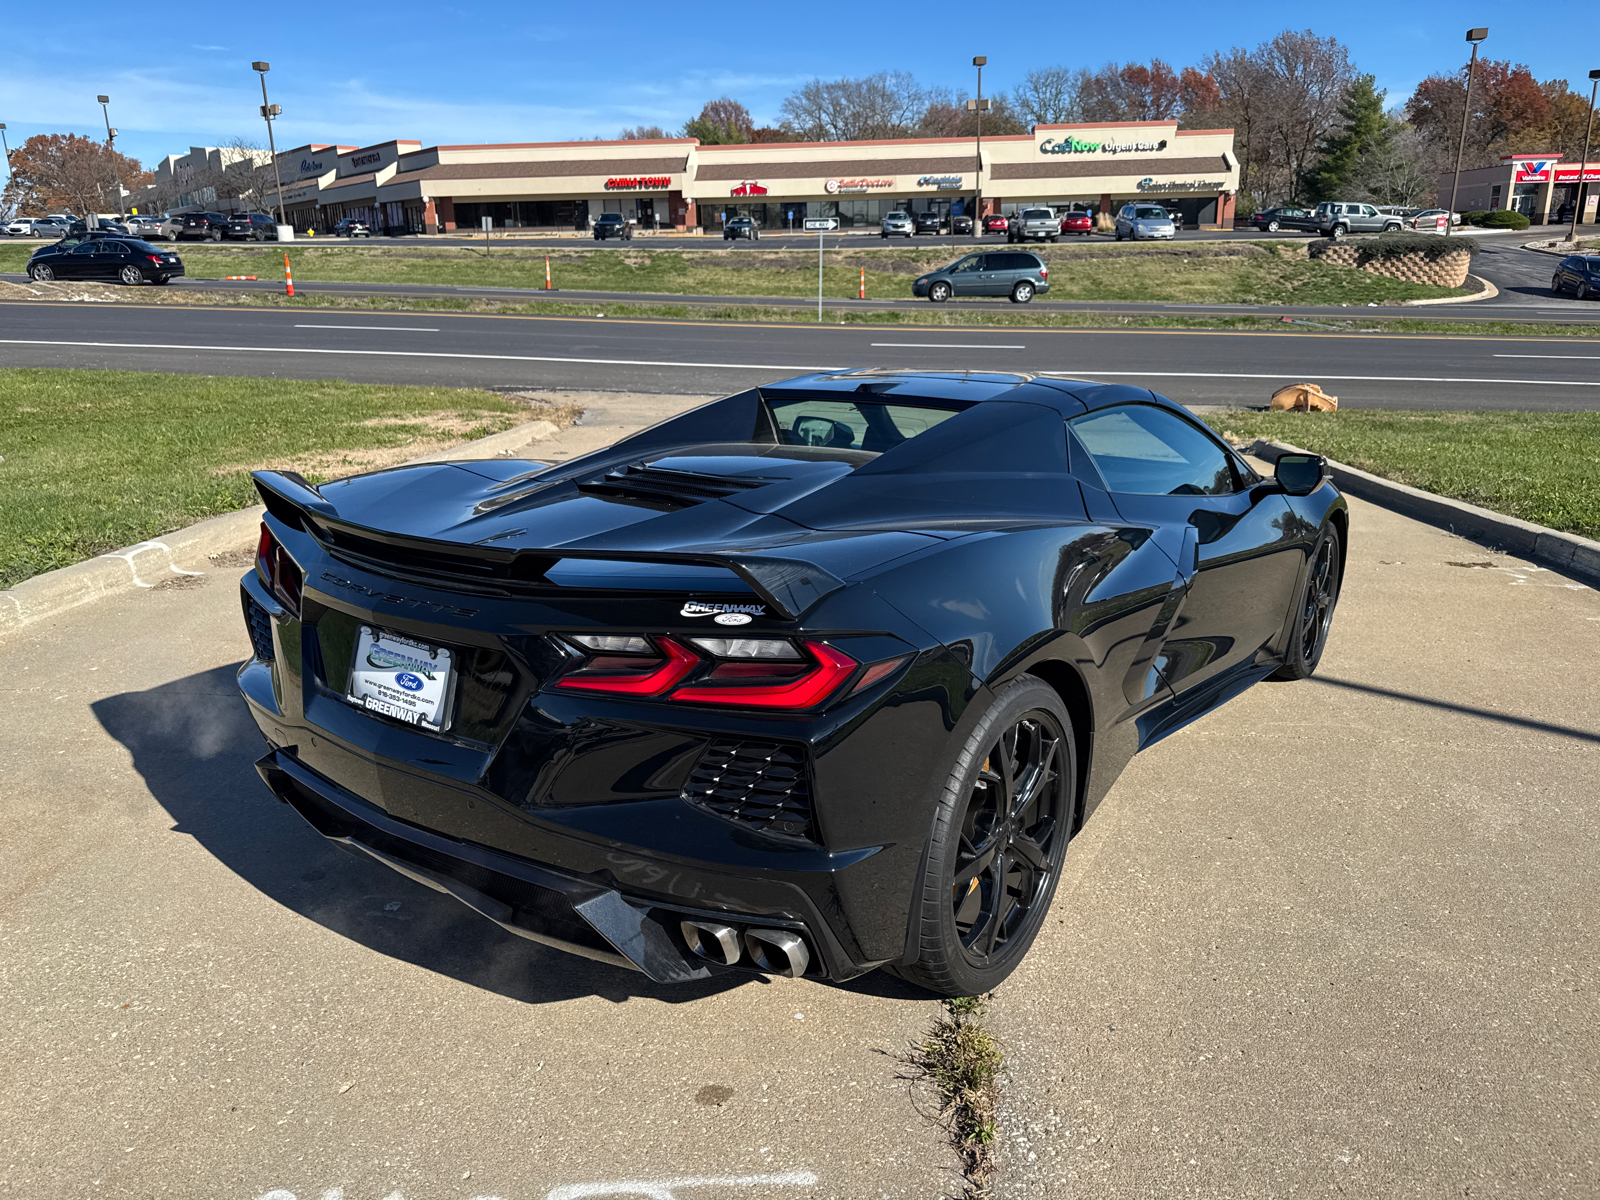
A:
1513,160,1552,182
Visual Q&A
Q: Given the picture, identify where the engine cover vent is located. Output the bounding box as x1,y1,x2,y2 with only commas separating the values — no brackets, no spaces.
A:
682,739,814,841
578,464,775,511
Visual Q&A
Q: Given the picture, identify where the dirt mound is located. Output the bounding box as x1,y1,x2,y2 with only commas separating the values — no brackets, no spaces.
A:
0,279,123,302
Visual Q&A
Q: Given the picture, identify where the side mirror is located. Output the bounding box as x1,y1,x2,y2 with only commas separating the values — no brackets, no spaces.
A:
1274,453,1328,497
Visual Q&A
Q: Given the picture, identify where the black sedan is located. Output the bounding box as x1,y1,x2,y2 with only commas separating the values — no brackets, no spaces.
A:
723,215,760,241
239,371,1346,996
915,212,943,235
1551,254,1600,300
950,214,974,235
329,219,373,238
1249,206,1317,233
27,238,184,285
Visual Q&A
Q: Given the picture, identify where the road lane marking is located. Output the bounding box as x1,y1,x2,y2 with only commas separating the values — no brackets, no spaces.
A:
1044,370,1600,387
1492,353,1600,360
870,342,1026,349
293,323,441,331
0,339,836,372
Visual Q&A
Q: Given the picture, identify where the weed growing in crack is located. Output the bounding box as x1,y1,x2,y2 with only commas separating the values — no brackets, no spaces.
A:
909,994,1003,1198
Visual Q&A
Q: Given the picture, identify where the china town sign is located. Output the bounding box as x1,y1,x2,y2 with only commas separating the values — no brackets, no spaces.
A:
605,176,672,190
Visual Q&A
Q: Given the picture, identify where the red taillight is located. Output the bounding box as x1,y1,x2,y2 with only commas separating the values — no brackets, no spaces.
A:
1039,266,1048,279
555,636,698,696
146,255,163,263
673,642,858,709
255,521,303,616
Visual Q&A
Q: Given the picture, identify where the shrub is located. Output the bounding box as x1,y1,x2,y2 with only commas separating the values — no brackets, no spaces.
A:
1480,209,1531,230
1463,210,1490,225
1325,231,1479,260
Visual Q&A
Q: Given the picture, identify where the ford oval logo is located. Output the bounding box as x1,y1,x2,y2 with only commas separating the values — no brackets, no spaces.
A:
394,672,424,692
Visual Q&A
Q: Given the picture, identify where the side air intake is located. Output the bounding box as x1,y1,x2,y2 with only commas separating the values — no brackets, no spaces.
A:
682,739,815,841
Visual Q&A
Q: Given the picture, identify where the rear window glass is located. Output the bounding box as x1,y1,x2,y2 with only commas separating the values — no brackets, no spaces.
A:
766,397,966,454
1133,206,1168,219
1022,209,1053,219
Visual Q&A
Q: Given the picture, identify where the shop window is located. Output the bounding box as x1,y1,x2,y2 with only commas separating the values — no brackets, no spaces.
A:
1490,184,1502,210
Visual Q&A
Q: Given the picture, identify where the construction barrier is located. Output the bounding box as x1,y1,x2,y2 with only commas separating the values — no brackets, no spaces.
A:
224,276,258,281
283,253,294,297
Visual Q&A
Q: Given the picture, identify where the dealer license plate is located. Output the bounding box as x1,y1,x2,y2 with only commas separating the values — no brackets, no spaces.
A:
346,626,454,731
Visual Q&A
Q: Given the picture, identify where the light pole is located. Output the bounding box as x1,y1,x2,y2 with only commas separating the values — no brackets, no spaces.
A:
1568,69,1600,241
253,62,287,226
969,56,988,238
97,94,124,219
1446,28,1488,236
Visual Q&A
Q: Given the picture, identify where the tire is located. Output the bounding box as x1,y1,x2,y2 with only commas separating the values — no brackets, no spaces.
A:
891,676,1076,997
28,264,53,281
1384,223,1401,233
1049,235,1058,242
1553,275,1566,295
1330,224,1347,240
1011,281,1034,303
1115,229,1123,241
119,265,143,286
1578,282,1592,301
928,281,952,303
1266,220,1280,232
1271,523,1343,681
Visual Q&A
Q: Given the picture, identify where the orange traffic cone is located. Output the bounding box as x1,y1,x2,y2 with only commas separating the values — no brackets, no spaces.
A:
284,253,294,297
859,267,865,300
546,256,552,290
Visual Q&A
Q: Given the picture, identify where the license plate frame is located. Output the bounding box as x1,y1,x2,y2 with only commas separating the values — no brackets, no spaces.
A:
345,625,456,732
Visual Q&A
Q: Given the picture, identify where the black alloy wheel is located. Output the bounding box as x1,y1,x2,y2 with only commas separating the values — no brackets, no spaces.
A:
1011,281,1034,303
28,263,53,281
928,280,952,303
119,265,143,285
893,677,1075,996
1272,523,1342,681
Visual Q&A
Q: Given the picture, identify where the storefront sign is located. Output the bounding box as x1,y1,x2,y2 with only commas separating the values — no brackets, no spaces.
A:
730,181,768,196
350,151,384,168
1136,177,1224,192
917,175,964,189
1040,136,1168,156
825,178,895,193
1554,164,1600,181
605,176,672,190
298,158,325,174
1513,160,1553,182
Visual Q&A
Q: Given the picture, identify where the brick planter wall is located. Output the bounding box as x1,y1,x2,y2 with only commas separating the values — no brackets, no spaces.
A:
1308,241,1472,287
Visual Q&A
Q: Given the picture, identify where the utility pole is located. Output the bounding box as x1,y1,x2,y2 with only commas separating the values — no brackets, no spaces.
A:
968,56,988,239
1446,28,1488,236
1568,69,1600,241
253,62,287,226
97,94,123,219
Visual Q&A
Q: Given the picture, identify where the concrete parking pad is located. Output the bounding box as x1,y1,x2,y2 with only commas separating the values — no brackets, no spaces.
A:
990,490,1600,1197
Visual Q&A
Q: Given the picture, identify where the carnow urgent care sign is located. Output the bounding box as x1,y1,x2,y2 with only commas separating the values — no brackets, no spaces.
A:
1039,136,1169,155
605,176,672,190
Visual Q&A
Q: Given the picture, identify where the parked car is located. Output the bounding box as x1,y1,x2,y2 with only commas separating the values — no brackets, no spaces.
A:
227,212,280,241
593,212,633,241
1115,204,1177,241
26,238,184,285
29,217,72,239
1060,210,1094,237
1551,254,1600,299
722,215,759,241
4,217,40,236
881,211,915,239
914,211,943,236
1404,208,1462,231
1249,206,1317,233
949,214,974,235
176,212,229,241
982,214,1010,235
1008,207,1061,243
123,214,165,239
238,370,1346,996
913,249,1050,303
1314,201,1404,239
329,218,373,238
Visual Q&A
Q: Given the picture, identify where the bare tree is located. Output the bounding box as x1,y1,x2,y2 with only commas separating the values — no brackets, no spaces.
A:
1012,67,1091,126
222,138,280,213
618,125,669,140
1349,121,1437,207
779,72,932,141
1259,30,1356,202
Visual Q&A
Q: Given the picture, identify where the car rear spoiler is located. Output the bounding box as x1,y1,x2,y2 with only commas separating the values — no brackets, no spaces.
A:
252,470,846,620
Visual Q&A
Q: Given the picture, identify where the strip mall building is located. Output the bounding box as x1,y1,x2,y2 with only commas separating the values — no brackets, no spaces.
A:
221,121,1238,234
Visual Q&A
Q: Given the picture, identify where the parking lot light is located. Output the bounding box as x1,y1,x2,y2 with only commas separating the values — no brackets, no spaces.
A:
96,95,124,218
1447,28,1488,236
253,62,287,227
972,56,987,239
1568,69,1600,242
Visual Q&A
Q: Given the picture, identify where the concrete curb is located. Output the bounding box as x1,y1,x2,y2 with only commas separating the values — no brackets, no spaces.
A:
0,417,562,642
1249,437,1600,588
1402,273,1498,306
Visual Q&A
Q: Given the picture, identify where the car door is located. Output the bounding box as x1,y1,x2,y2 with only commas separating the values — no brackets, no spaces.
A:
60,243,101,279
1067,401,1307,697
942,254,985,296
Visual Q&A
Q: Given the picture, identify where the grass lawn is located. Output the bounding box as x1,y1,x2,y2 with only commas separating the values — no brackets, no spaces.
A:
0,369,531,589
0,240,1472,305
1207,410,1600,541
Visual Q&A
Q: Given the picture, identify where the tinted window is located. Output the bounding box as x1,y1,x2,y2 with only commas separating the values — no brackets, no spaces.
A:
1068,405,1236,496
767,397,965,454
993,253,1038,271
69,244,98,256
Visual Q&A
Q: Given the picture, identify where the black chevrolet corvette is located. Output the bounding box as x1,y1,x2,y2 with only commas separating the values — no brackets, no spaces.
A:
238,371,1346,996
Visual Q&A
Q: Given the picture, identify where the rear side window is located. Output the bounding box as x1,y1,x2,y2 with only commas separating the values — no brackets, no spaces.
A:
994,253,1039,271
1068,405,1236,497
767,397,967,454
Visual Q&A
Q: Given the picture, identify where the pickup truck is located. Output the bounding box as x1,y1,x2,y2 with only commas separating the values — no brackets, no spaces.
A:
1007,207,1060,243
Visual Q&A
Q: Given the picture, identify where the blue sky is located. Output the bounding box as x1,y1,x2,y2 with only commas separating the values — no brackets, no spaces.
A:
3,11,1598,169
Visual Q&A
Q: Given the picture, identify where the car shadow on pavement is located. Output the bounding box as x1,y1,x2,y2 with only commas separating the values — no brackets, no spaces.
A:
93,663,750,1006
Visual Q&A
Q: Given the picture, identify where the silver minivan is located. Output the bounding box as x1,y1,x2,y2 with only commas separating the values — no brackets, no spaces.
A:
1115,203,1176,241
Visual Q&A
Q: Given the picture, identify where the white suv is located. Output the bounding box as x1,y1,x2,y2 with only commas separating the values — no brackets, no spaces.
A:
881,212,914,239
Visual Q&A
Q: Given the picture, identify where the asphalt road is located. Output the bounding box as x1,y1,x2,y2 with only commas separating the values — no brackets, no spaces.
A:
2,298,1598,409
4,439,1597,1199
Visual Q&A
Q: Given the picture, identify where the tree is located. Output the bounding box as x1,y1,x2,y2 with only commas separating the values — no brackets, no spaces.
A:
619,125,668,140
683,98,754,144
1012,66,1091,126
1406,59,1556,169
1178,67,1223,125
1,132,150,217
779,73,932,141
916,94,1029,139
1348,120,1437,207
750,126,802,143
1305,74,1388,200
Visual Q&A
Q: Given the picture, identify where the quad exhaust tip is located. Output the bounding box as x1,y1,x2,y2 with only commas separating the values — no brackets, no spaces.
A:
679,920,811,978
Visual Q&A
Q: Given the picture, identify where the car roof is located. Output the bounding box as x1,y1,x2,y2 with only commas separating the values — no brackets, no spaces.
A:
758,370,1183,418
